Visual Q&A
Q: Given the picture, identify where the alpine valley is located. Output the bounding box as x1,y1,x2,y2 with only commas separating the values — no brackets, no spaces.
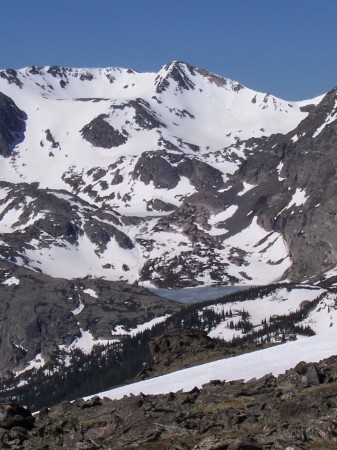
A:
1,61,337,448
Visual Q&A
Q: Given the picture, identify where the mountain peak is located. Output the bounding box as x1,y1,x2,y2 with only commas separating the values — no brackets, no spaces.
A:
155,61,197,93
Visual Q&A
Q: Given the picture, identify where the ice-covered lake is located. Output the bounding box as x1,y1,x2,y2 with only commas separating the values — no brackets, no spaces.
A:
149,285,252,304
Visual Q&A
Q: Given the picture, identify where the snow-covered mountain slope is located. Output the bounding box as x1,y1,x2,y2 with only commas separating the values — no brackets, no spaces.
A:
0,63,313,165
0,62,314,211
0,60,336,288
88,327,337,400
234,85,337,286
204,285,327,341
159,284,337,351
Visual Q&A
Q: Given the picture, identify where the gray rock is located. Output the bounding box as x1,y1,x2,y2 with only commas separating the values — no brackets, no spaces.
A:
128,98,166,129
228,439,264,450
81,114,128,148
0,92,26,157
0,403,34,430
148,198,177,212
294,361,320,386
177,158,225,190
133,153,180,189
0,69,23,88
233,87,337,283
83,220,134,251
12,352,337,448
0,258,180,373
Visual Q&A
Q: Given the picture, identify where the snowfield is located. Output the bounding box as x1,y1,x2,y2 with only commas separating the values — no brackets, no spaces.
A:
205,285,326,341
88,328,337,401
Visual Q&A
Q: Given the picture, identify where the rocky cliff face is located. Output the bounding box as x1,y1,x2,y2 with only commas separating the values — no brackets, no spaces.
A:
0,92,26,157
235,87,337,284
0,260,180,374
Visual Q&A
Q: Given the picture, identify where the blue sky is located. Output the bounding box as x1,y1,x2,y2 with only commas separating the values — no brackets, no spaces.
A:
1,0,336,100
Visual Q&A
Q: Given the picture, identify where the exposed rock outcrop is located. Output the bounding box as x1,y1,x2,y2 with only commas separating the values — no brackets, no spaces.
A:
81,114,128,148
148,328,224,372
235,87,337,283
177,158,225,190
155,61,197,93
111,98,166,130
133,153,180,189
0,261,180,373
0,92,26,157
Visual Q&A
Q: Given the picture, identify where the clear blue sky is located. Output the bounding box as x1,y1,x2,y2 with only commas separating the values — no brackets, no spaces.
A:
1,0,336,100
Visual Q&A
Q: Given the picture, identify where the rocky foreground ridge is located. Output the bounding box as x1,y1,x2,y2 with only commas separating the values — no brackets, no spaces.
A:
2,352,337,449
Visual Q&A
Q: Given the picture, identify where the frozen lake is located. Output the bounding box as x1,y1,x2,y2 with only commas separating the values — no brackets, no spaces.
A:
149,285,252,304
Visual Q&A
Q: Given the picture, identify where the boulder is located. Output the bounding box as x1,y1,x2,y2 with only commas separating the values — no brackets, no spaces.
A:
0,403,34,430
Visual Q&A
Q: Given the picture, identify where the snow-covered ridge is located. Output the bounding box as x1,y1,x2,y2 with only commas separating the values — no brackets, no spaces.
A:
0,61,317,194
0,65,155,100
0,61,317,196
